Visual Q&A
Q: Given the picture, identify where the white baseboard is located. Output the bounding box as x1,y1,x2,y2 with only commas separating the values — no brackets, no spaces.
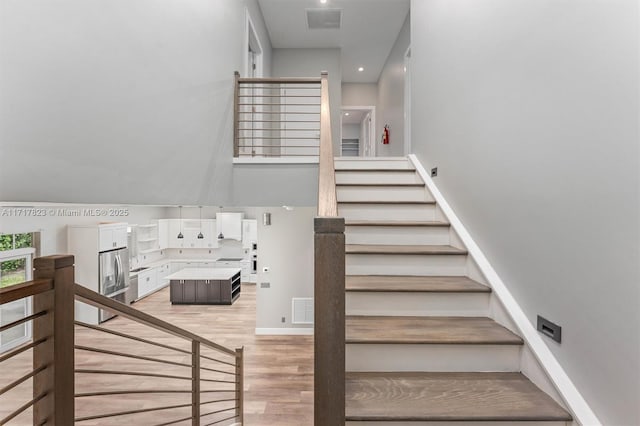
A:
408,154,600,426
255,327,314,336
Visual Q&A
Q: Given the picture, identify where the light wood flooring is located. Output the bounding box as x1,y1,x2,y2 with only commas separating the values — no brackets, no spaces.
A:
0,284,314,425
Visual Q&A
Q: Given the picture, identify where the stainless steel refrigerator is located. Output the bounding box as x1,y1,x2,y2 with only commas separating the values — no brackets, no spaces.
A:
99,247,130,322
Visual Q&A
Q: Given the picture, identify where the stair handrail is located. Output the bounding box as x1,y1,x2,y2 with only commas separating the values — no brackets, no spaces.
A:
314,71,345,426
317,71,338,217
0,255,244,426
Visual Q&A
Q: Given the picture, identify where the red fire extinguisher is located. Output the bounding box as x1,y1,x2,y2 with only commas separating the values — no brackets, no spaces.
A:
382,125,390,145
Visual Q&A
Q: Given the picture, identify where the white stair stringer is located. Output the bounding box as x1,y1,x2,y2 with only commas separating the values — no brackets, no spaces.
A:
345,224,450,246
345,343,521,373
345,291,490,317
407,155,592,424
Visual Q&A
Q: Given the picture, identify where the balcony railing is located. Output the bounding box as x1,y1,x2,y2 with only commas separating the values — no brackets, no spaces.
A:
233,72,324,160
0,255,243,425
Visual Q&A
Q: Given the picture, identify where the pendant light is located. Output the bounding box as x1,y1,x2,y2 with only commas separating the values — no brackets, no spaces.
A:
197,206,204,239
177,206,184,239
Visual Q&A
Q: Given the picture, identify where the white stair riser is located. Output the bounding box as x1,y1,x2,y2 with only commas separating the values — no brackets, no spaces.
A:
336,171,423,185
346,292,490,317
335,160,414,170
337,186,432,202
339,204,436,221
346,254,467,276
347,421,569,426
345,225,450,245
346,344,521,372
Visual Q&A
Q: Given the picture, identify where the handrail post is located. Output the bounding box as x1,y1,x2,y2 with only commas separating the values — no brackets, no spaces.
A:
314,217,345,426
192,340,200,426
235,347,244,423
233,70,240,158
33,255,75,425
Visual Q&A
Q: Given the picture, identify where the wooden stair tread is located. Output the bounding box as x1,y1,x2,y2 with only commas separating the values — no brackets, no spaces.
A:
335,168,416,172
345,220,449,227
346,275,490,293
345,372,572,421
346,244,467,255
338,200,435,205
346,316,523,345
337,182,425,187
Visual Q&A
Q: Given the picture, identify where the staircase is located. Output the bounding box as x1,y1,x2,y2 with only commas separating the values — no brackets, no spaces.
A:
335,157,573,425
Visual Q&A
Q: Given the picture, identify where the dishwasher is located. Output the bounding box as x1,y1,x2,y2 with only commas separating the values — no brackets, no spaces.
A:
127,273,138,304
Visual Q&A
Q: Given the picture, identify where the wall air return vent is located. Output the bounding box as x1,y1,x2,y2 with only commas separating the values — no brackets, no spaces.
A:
306,8,342,30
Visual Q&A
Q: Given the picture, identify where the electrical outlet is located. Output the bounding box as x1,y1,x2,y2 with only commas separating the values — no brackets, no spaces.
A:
260,282,270,289
431,167,438,177
281,317,286,323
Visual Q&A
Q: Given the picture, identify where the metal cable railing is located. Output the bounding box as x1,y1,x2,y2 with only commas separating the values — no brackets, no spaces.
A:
0,255,243,426
234,72,322,159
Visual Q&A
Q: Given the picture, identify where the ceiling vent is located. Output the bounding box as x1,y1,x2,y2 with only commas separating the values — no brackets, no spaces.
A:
306,8,342,30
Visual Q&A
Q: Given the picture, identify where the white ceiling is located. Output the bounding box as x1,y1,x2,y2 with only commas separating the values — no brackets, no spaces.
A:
342,109,367,124
257,0,410,83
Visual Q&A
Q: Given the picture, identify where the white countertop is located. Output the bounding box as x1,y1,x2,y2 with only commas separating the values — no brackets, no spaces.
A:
165,268,241,281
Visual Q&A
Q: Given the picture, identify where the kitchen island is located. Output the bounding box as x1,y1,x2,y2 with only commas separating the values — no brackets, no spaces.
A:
167,268,241,305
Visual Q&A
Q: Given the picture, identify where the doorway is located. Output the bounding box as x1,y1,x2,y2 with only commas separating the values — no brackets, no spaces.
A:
340,106,376,157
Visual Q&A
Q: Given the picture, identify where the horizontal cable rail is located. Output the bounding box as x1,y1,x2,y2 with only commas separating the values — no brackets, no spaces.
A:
0,276,55,426
0,255,243,425
73,274,243,425
74,283,237,357
234,70,323,159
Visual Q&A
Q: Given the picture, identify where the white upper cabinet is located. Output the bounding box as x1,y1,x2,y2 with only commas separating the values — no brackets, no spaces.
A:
98,223,128,252
242,219,257,249
163,219,218,249
216,213,243,241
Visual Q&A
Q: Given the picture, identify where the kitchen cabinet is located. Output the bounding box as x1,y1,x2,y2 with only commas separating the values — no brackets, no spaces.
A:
158,219,169,249
242,220,257,249
168,269,241,305
157,263,171,286
165,219,218,249
98,223,128,252
137,268,158,299
216,213,243,241
137,222,160,254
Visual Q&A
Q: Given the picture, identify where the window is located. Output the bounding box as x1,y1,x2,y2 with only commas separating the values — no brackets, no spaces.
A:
0,233,36,352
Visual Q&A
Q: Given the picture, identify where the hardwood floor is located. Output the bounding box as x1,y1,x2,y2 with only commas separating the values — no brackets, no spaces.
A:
0,284,314,425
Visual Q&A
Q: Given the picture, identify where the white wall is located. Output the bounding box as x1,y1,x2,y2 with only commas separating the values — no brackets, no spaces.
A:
255,207,315,332
0,0,283,206
271,48,342,154
377,12,410,157
411,1,639,424
342,83,378,107
342,124,361,140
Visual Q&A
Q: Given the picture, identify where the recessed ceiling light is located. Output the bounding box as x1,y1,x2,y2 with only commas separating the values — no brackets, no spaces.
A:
320,0,327,3
344,112,350,116
358,67,364,72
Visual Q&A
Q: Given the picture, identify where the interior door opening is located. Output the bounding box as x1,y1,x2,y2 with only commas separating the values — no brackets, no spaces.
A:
340,106,376,157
